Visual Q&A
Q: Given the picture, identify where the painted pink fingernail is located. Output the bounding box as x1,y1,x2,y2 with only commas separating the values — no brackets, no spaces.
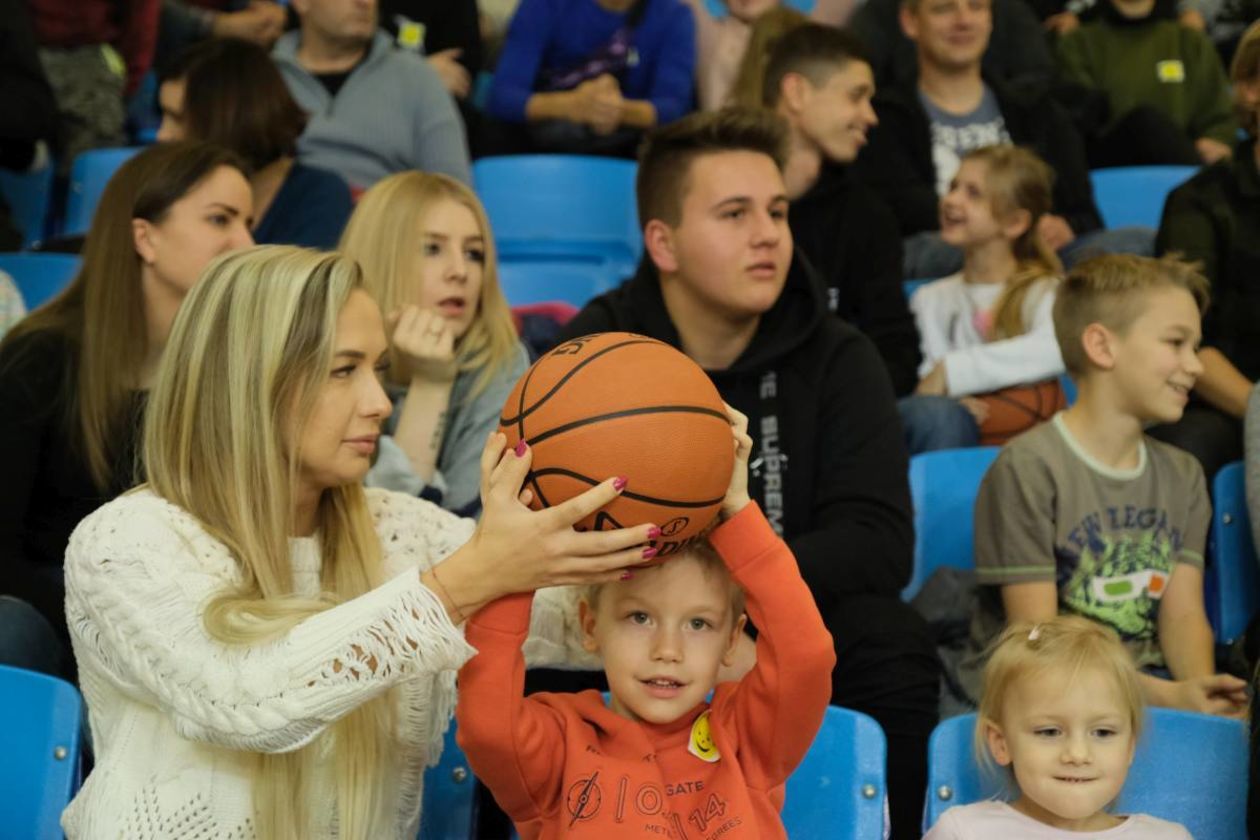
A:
514,439,528,457
642,547,658,560
647,526,662,539
613,476,628,492
620,571,635,581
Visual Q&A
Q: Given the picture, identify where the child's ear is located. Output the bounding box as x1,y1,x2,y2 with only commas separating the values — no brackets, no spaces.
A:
1081,321,1118,371
983,718,1013,767
1003,208,1032,242
578,599,600,654
721,614,749,666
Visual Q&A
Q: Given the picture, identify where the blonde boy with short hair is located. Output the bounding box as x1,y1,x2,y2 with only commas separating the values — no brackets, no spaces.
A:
961,254,1248,716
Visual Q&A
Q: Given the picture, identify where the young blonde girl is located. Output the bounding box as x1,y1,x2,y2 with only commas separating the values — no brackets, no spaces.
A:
926,616,1192,838
901,144,1067,453
340,172,529,515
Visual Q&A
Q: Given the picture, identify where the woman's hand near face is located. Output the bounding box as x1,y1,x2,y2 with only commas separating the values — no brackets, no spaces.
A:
390,305,459,384
423,434,658,620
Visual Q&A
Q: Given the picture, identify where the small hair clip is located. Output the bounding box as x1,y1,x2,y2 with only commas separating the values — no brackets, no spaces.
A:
1028,624,1042,642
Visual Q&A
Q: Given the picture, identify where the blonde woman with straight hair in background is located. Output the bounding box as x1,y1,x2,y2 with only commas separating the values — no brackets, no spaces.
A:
61,245,655,839
341,171,530,515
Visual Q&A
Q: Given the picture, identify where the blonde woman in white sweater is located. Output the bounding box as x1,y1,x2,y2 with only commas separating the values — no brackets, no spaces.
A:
61,246,655,839
900,145,1066,454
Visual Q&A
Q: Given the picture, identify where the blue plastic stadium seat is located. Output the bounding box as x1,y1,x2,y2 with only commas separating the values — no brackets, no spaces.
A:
497,257,623,309
904,447,1002,599
0,163,54,248
64,147,144,236
0,664,84,838
785,706,887,840
473,155,641,276
419,723,476,840
1089,166,1198,230
0,252,81,310
1205,461,1260,644
924,709,1248,838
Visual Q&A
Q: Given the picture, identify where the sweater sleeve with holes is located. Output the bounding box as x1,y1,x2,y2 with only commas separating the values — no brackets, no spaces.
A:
61,487,483,839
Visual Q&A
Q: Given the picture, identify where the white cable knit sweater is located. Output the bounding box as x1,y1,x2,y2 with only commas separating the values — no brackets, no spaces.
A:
61,487,594,839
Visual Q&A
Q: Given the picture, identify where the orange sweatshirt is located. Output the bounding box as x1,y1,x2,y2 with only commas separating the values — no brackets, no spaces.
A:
456,503,836,839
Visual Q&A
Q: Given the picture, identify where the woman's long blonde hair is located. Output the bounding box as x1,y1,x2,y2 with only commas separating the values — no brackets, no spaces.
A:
963,145,1064,340
143,245,394,839
0,141,246,490
339,171,519,398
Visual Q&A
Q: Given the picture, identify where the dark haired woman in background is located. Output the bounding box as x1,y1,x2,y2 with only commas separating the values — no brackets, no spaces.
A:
158,37,353,248
0,141,253,677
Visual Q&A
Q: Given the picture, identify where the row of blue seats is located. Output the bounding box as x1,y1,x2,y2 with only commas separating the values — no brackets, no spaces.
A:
0,149,1200,305
908,450,1260,644
4,659,1246,840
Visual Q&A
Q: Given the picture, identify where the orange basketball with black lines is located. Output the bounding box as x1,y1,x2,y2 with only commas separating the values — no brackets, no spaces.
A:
499,332,733,557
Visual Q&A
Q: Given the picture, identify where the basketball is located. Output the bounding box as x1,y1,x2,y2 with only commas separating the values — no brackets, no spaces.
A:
977,379,1067,446
498,332,734,557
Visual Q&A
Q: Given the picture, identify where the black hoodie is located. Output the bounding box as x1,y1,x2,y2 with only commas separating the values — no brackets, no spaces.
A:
557,257,914,606
790,165,921,397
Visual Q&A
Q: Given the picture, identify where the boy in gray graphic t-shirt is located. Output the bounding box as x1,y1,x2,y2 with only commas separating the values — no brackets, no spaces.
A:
958,254,1248,717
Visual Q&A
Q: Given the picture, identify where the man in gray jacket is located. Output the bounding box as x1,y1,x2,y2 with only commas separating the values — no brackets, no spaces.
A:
274,0,471,191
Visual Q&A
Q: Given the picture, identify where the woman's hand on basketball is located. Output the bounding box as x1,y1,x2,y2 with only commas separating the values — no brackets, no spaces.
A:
468,432,658,594
388,305,459,384
720,403,752,521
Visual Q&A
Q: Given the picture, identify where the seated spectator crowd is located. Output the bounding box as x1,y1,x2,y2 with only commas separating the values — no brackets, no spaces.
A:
2,0,1260,838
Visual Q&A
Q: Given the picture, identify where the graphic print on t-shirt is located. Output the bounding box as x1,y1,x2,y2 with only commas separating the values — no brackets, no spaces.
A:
920,85,1012,197
1055,505,1184,645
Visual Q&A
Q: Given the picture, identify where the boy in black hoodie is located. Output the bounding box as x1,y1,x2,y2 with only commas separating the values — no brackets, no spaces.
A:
557,108,940,840
765,23,921,398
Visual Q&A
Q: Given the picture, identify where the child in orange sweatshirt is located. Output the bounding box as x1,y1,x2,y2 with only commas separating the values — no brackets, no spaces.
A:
456,409,836,839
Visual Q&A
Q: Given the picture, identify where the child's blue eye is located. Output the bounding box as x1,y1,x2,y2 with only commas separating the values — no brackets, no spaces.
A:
1033,727,1061,738
1092,727,1118,739
688,618,711,631
628,611,650,625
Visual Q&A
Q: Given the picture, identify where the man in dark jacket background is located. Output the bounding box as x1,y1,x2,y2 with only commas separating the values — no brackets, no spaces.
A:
853,0,1152,277
558,108,940,840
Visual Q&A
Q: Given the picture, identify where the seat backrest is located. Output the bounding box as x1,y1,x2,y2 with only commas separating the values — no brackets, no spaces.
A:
0,664,83,838
0,164,54,248
1088,166,1198,230
785,706,888,840
0,252,82,310
1206,461,1260,643
904,447,1002,599
473,155,640,272
419,722,477,840
497,257,623,309
925,709,1248,838
64,147,143,236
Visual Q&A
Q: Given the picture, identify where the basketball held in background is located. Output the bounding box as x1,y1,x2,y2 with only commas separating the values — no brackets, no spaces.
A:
499,332,734,557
